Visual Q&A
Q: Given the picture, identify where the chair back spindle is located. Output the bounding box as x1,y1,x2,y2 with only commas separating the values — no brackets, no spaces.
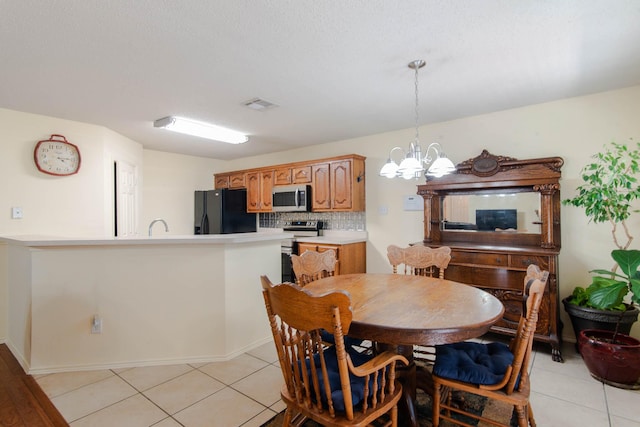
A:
387,245,451,278
291,249,337,286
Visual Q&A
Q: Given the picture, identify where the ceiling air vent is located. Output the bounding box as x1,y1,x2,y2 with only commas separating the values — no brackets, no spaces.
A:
243,98,277,111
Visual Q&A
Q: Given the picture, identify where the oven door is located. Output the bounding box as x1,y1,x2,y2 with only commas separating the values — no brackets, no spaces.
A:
281,243,294,283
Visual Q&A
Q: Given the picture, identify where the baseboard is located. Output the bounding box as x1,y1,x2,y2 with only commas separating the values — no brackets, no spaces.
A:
27,335,274,375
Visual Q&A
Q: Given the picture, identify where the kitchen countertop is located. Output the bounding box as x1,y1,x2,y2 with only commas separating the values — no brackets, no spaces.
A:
0,232,293,247
295,230,367,245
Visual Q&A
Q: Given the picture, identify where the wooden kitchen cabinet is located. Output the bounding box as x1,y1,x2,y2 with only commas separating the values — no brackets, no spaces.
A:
215,172,246,189
246,170,274,212
311,157,365,211
214,154,366,212
214,174,230,189
274,167,292,185
417,150,564,361
292,165,312,183
297,241,366,275
311,163,331,210
229,172,246,188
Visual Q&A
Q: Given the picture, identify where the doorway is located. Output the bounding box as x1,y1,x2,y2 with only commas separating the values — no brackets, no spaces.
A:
114,160,138,237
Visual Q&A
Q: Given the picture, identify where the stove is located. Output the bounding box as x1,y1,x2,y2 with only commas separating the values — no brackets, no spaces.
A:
281,220,323,282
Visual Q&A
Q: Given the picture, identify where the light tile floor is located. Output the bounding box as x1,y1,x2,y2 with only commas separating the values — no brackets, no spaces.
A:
35,338,640,427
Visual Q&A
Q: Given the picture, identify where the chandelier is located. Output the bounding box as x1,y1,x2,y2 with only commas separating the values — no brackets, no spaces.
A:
379,60,456,180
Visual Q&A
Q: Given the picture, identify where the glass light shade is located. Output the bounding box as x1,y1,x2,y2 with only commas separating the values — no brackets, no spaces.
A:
154,116,248,144
427,155,456,177
402,169,418,180
379,160,399,178
398,155,423,173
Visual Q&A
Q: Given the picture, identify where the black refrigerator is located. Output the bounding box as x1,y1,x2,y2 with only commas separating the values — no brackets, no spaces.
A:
194,189,257,234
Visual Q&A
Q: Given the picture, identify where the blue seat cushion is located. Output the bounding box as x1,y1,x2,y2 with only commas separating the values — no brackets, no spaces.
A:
320,329,365,348
433,341,514,386
303,346,378,412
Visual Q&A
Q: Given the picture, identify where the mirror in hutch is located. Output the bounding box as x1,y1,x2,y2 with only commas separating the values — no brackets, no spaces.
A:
417,150,564,361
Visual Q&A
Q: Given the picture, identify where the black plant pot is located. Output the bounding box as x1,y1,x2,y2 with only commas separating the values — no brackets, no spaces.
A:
563,297,639,345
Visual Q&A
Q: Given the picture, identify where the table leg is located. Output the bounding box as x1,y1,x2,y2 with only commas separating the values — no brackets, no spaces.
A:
379,343,418,427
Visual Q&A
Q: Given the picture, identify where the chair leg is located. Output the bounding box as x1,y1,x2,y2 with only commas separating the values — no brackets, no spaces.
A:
528,403,536,427
283,407,293,426
515,405,528,427
390,404,398,427
432,383,441,427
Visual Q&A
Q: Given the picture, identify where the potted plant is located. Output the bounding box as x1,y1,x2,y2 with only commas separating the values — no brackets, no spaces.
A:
562,140,640,387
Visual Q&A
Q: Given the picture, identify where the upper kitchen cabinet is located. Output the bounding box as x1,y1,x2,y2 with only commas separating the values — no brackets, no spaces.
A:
247,170,274,212
312,156,365,212
214,154,366,212
215,172,246,189
214,174,230,189
229,172,246,188
292,165,312,184
274,167,292,185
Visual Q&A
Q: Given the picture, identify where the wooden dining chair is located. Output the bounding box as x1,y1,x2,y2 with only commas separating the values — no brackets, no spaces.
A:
291,249,337,286
260,275,408,427
387,245,451,278
291,249,368,351
431,264,549,427
387,244,452,366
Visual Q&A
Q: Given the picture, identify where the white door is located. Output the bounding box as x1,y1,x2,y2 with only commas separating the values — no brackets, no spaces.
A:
116,160,138,237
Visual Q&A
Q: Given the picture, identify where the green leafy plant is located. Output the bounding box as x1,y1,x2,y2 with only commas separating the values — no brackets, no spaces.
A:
569,249,640,310
562,140,640,310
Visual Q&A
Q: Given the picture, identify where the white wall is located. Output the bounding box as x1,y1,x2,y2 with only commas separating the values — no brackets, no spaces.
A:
8,240,279,372
1,85,640,346
142,150,226,235
0,108,143,237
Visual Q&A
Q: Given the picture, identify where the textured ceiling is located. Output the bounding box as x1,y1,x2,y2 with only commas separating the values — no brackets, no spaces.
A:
2,1,640,160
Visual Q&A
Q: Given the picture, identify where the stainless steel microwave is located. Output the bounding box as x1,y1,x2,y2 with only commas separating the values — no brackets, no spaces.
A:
272,184,311,212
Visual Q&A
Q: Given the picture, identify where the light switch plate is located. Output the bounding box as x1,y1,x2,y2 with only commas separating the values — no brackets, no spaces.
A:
11,207,23,219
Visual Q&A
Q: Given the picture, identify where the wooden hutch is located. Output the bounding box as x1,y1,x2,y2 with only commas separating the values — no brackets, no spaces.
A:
417,150,564,361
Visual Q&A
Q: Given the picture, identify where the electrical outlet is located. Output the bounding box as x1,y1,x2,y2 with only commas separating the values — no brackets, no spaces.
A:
91,315,102,334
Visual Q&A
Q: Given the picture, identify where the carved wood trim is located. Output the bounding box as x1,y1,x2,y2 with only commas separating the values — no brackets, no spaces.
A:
456,149,564,177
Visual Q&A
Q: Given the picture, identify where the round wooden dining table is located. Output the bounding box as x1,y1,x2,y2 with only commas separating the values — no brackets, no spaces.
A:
304,273,505,427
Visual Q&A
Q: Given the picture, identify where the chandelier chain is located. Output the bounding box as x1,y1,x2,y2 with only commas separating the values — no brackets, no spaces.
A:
414,63,420,145
378,59,455,180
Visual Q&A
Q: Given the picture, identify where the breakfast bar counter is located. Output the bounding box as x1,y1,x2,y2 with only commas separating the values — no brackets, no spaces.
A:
1,233,289,373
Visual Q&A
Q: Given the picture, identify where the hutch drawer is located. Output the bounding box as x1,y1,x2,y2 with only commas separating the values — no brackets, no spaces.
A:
450,251,508,267
510,254,550,270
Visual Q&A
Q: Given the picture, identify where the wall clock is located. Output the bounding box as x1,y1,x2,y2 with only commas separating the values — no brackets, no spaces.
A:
34,134,81,176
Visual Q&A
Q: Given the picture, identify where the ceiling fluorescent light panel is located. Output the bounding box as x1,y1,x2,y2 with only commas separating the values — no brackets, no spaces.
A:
153,116,248,144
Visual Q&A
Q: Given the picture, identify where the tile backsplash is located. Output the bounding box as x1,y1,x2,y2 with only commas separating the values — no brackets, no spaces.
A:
259,211,366,231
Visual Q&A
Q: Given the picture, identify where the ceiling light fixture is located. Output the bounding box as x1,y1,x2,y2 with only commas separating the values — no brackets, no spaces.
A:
153,116,248,144
379,60,456,180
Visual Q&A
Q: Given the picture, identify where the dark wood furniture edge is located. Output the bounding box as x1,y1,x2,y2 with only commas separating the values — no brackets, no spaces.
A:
0,344,69,426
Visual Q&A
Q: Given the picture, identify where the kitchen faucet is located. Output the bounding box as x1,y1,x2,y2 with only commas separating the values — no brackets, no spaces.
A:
148,218,169,236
